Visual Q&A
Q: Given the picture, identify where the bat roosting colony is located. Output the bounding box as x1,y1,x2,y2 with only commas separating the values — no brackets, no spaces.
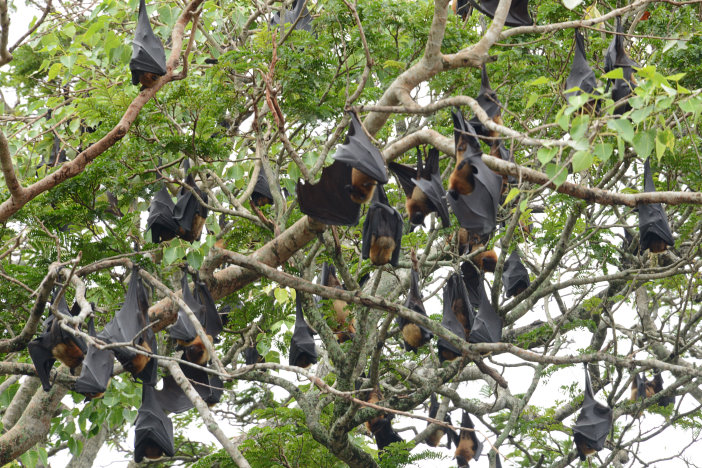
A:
25,0,681,465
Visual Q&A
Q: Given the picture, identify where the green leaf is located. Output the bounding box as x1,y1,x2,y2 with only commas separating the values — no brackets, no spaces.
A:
537,147,558,165
528,76,550,86
525,93,539,110
632,130,655,159
68,438,83,457
556,111,569,131
655,129,674,160
602,68,624,80
607,119,634,143
502,187,520,206
570,115,589,140
629,105,653,124
545,163,568,187
572,150,593,173
47,62,63,81
186,249,203,270
593,143,613,163
274,287,289,304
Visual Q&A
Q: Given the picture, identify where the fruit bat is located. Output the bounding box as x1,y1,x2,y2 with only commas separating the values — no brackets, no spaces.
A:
332,111,389,204
468,278,502,345
468,0,533,27
145,186,179,243
447,152,502,237
289,293,317,368
296,160,361,225
502,250,530,298
455,411,483,467
426,393,458,448
36,134,68,171
156,374,195,414
193,273,224,343
631,372,675,407
460,261,482,310
98,266,157,385
565,29,597,99
74,317,114,401
395,269,433,352
251,171,275,207
639,158,674,253
156,363,223,413
364,387,403,458
450,108,482,199
173,160,209,242
27,293,87,391
130,0,167,89
604,17,638,115
468,66,503,144
244,346,264,365
168,271,209,365
134,384,175,462
270,0,312,31
452,0,471,20
572,365,613,461
320,262,355,343
462,231,498,273
446,272,475,340
437,275,468,363
361,185,403,266
389,147,450,229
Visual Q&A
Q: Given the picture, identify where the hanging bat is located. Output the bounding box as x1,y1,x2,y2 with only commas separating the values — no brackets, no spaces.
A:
297,160,362,225
270,0,312,31
168,270,210,365
468,0,534,27
445,273,475,340
631,372,675,407
437,275,468,362
364,387,403,458
193,272,224,343
467,277,503,346
98,266,158,385
395,269,433,352
639,158,674,253
502,250,530,297
289,293,317,368
173,160,209,242
449,109,482,199
361,185,403,266
452,0,472,20
455,411,483,467
426,394,458,448
604,17,639,115
389,147,450,229
27,293,87,391
74,317,114,401
565,29,597,100
468,65,504,150
332,111,389,204
320,262,355,343
251,171,274,207
134,384,175,462
572,365,613,461
460,261,482,310
460,229,497,273
145,186,179,243
130,0,167,89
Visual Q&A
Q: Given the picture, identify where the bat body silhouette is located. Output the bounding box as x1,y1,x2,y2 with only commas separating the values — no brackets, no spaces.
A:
452,0,471,20
572,365,613,461
98,266,157,385
631,372,675,407
565,29,597,100
468,66,503,149
332,111,389,204
130,0,167,89
270,0,312,31
437,274,469,362
450,108,482,198
321,263,355,343
134,384,175,462
604,17,639,114
297,160,361,225
639,158,674,253
503,250,530,297
468,277,502,346
426,394,458,448
251,171,274,207
396,269,433,352
455,411,483,467
74,317,114,401
468,0,533,26
364,387,403,458
168,271,210,365
290,294,317,368
361,185,403,266
389,147,450,229
28,293,87,391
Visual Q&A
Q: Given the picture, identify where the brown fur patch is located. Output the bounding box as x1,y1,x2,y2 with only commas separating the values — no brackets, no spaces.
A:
370,235,395,265
449,159,475,197
350,168,377,204
402,323,423,349
647,238,667,253
52,341,85,369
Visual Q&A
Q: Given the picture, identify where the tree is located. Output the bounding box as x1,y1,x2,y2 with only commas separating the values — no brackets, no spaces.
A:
1,0,701,466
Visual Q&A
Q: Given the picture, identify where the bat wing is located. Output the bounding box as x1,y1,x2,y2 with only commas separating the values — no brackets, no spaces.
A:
413,174,450,228
395,270,433,349
74,318,114,398
361,187,404,266
146,186,179,243
448,155,501,235
374,418,404,453
333,112,388,184
639,159,674,250
565,29,597,98
388,162,417,198
130,0,167,85
194,276,223,341
572,366,613,452
173,164,209,240
168,271,205,342
252,171,275,205
437,275,468,358
469,65,501,138
460,261,482,309
296,160,361,226
460,411,483,460
27,334,56,392
156,374,195,414
468,0,533,27
134,384,175,462
468,280,502,344
604,17,638,73
244,346,263,365
289,294,317,366
271,0,312,31
503,250,530,298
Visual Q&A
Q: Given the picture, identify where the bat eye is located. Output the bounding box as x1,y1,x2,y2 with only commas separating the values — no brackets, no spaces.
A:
472,166,479,174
